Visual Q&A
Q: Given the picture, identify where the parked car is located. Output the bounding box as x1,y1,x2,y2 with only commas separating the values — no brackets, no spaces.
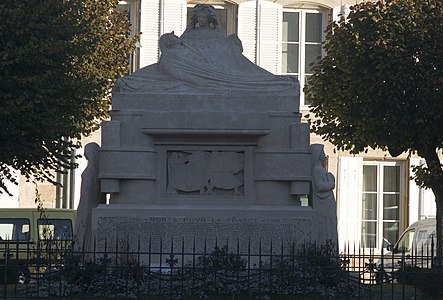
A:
0,208,76,283
375,218,436,283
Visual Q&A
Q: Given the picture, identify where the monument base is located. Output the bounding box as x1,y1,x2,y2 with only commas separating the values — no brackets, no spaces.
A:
91,204,315,259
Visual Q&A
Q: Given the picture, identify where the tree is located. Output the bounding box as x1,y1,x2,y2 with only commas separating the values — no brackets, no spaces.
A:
0,0,136,194
305,0,443,265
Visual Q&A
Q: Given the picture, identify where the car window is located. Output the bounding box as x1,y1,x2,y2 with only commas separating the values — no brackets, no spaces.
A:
38,218,73,241
416,229,430,251
396,229,415,253
416,229,428,243
0,218,30,241
424,228,436,252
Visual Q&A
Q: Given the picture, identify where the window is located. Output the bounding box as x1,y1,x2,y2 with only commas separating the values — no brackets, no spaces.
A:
282,9,325,106
361,162,403,249
0,218,30,241
395,229,414,253
38,219,73,241
187,2,236,35
117,0,140,72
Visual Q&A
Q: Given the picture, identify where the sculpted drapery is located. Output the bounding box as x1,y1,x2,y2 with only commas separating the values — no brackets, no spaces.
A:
311,144,338,248
116,5,298,96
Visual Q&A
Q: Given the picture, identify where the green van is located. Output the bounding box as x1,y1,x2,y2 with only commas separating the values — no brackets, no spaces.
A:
0,208,76,283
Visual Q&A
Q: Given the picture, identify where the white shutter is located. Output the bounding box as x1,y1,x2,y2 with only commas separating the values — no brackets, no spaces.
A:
337,156,363,253
238,1,257,64
409,158,437,224
161,0,186,36
140,0,160,68
332,4,352,24
257,1,281,74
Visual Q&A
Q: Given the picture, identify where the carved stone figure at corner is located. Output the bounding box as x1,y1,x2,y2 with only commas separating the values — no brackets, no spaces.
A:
311,144,338,248
75,142,102,252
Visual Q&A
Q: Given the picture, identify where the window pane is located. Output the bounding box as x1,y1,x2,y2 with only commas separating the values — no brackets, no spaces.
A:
283,12,299,42
38,219,73,241
305,13,322,42
304,75,312,105
383,166,400,192
362,193,377,220
383,222,399,247
383,194,399,220
304,44,321,73
187,7,229,34
215,8,227,34
362,221,377,248
0,218,30,241
363,165,377,192
282,43,299,73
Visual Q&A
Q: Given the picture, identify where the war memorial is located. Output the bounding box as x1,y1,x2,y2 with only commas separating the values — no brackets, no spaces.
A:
75,4,338,258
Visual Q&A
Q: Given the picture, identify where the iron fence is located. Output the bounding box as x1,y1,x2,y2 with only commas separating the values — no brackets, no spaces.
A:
0,237,442,299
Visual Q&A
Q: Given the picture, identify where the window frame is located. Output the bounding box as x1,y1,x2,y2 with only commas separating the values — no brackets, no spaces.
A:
281,8,327,107
360,161,405,250
186,2,236,36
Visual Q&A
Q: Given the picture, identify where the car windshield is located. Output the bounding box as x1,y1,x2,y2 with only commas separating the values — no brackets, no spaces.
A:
395,229,415,253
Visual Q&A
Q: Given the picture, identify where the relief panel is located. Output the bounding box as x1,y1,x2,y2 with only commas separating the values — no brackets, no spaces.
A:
166,150,245,196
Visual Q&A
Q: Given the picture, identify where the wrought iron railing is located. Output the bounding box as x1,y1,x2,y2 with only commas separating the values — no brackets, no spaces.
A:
0,237,441,299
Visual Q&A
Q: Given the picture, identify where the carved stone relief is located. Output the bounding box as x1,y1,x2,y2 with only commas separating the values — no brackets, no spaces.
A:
166,151,244,196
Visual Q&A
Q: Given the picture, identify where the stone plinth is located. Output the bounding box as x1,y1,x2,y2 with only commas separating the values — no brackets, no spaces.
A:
92,204,314,260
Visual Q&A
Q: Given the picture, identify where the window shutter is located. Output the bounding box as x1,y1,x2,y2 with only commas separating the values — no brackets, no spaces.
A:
161,0,186,36
257,1,282,74
140,0,160,68
332,4,352,24
409,158,436,224
238,1,257,64
337,156,363,252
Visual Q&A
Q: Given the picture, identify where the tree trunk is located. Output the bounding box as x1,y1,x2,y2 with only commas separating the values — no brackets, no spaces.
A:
422,148,443,269
435,197,443,269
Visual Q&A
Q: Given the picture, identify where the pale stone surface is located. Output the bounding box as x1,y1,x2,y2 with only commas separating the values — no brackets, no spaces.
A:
75,143,102,252
92,204,315,259
311,144,338,247
89,4,337,253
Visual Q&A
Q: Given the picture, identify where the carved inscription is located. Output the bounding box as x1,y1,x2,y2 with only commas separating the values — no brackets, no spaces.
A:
96,215,313,254
167,151,244,195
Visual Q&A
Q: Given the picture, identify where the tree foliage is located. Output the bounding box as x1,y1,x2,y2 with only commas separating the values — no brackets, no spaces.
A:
0,0,136,194
305,0,443,262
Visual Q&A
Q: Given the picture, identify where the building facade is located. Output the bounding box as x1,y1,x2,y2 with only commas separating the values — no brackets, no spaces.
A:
3,0,436,254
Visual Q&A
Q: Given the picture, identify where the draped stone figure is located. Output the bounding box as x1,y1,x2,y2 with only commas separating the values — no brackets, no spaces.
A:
75,143,101,252
311,144,338,248
115,4,298,96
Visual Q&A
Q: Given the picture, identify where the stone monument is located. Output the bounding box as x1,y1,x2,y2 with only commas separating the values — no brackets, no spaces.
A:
83,4,337,257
